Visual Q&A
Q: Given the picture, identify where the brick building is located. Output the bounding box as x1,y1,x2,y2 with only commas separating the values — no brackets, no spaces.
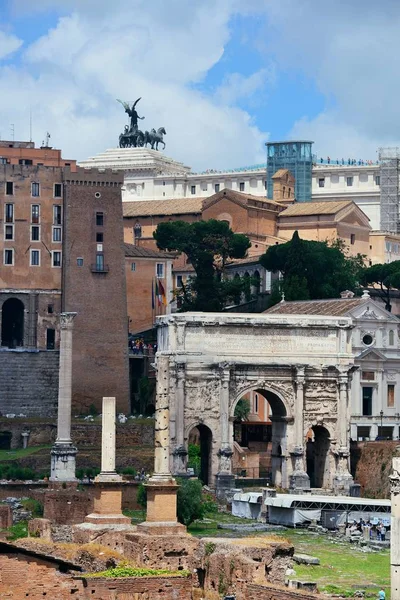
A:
0,143,129,416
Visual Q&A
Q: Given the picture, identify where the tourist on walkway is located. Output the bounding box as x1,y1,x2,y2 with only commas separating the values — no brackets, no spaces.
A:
378,588,386,600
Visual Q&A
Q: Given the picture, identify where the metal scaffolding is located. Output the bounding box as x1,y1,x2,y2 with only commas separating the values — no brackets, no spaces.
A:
379,147,400,232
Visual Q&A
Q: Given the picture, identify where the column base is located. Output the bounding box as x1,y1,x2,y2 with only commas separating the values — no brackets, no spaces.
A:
289,471,310,491
136,521,186,536
333,473,354,495
50,444,77,482
84,513,131,525
215,473,235,501
85,482,128,525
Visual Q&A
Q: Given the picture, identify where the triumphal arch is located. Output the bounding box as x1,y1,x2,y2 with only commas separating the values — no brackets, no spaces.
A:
155,312,355,495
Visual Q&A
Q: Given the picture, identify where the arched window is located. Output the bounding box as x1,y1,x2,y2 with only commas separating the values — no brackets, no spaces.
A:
389,330,395,346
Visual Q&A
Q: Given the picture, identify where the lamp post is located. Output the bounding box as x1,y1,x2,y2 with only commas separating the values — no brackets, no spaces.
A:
380,410,384,440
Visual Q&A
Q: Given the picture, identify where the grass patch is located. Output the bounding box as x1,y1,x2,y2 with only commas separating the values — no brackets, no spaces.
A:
0,445,50,462
122,509,146,524
275,530,390,598
188,510,255,537
86,566,190,578
5,520,29,541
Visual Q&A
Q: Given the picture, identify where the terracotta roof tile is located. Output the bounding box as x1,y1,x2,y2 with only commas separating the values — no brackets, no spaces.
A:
123,197,204,218
123,243,174,258
279,200,353,217
264,298,367,316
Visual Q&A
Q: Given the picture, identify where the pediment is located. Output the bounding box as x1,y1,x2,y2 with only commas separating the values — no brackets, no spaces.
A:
203,190,247,212
356,347,387,361
349,300,398,322
337,206,370,228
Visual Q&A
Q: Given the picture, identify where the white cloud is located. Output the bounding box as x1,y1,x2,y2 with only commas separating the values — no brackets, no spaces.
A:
214,67,275,106
0,0,268,170
0,30,22,60
258,0,400,157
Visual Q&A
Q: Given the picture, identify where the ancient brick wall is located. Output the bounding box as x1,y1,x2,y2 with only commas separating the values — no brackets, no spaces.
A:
63,169,130,414
247,583,324,600
81,575,192,599
0,553,86,599
0,350,59,416
43,489,94,525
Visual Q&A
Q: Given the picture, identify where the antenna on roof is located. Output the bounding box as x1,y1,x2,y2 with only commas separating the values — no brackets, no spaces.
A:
29,107,32,142
10,124,14,142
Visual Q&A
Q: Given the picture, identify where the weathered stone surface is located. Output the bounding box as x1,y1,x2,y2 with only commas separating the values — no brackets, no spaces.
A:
293,553,320,565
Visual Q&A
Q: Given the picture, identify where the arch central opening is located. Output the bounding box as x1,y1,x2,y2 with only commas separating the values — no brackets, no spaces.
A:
306,425,331,488
188,424,212,486
233,388,287,486
1,298,24,348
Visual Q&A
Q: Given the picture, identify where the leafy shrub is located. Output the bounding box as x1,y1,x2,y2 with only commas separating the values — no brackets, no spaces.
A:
6,521,28,541
204,541,216,556
234,398,250,422
21,498,43,518
187,444,201,475
177,478,207,526
119,466,137,476
0,464,37,481
87,566,190,578
89,403,99,417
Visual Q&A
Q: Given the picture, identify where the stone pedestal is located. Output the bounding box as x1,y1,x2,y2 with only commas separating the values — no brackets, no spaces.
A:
289,447,310,491
136,480,186,535
390,455,400,600
50,445,77,483
333,448,354,495
215,473,235,501
84,482,130,526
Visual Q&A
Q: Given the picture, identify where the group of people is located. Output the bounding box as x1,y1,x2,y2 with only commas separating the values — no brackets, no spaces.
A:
349,518,388,541
129,338,157,355
317,157,378,166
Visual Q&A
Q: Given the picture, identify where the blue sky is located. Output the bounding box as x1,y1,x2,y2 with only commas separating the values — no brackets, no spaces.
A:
0,1,398,169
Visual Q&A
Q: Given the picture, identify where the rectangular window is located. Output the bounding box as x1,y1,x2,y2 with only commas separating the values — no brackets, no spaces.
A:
31,182,40,197
350,233,356,245
264,180,267,190
177,275,183,287
5,225,13,240
47,304,54,314
96,232,103,243
318,178,325,188
131,262,136,272
77,257,84,267
54,183,62,198
346,176,353,187
214,183,220,193
388,384,395,408
31,204,40,224
52,251,61,267
46,328,55,350
52,227,62,242
156,263,164,278
362,371,375,381
239,182,245,192
30,249,40,266
19,159,32,165
31,225,40,241
362,386,373,416
5,203,14,223
375,175,380,186
190,185,196,195
5,181,13,195
254,393,259,414
96,253,104,271
53,205,62,225
0,158,8,165
4,248,13,265
96,212,104,226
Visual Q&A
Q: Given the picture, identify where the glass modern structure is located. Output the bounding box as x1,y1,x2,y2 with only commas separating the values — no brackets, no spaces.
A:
266,141,313,203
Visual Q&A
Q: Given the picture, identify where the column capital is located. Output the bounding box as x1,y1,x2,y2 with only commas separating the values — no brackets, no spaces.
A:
390,459,400,496
60,312,77,330
175,362,186,380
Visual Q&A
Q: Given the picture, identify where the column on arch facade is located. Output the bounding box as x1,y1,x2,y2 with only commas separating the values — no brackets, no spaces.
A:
216,364,234,498
172,362,187,476
333,369,354,494
289,366,310,490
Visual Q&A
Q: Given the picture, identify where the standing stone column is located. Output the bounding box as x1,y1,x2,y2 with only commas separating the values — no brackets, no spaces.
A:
216,365,234,499
333,371,354,494
50,312,77,483
84,397,130,526
390,455,400,600
172,362,187,476
290,367,310,490
98,397,120,481
137,353,186,534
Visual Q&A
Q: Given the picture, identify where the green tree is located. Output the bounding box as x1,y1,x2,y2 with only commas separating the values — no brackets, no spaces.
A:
362,260,400,312
176,478,207,526
234,398,250,422
154,219,251,311
260,231,365,302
